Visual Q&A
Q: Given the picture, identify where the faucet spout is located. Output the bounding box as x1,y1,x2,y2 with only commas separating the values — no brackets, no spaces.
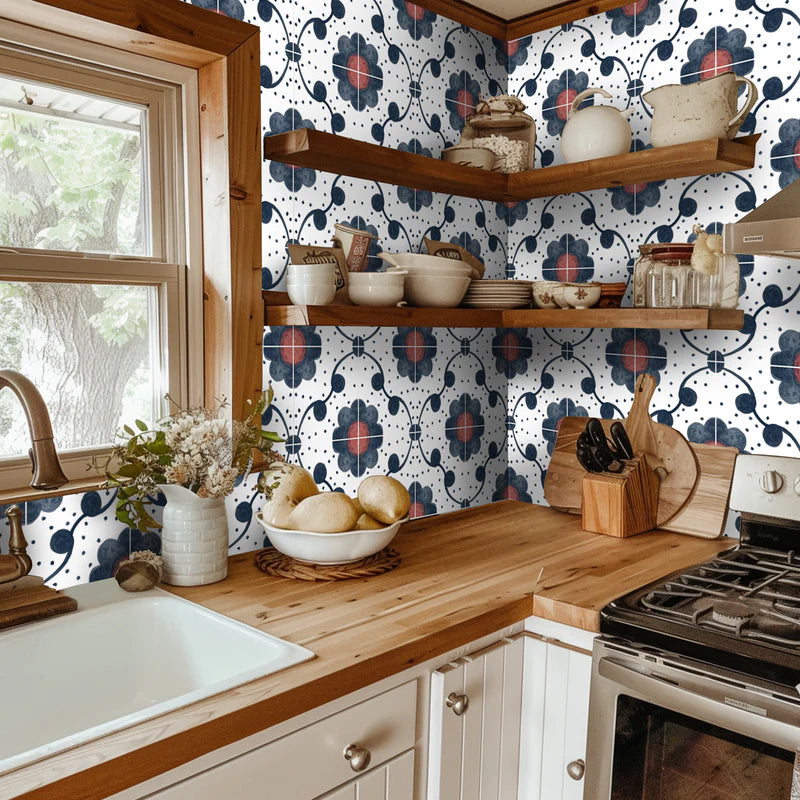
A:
0,370,68,490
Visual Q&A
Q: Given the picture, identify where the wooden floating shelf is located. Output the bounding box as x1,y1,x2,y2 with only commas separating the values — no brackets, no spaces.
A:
263,292,745,331
264,130,760,203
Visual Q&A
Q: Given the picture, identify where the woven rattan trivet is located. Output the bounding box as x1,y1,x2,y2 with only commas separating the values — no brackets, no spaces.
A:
254,547,401,581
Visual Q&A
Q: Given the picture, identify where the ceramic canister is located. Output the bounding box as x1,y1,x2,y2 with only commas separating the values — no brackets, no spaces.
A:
333,223,378,273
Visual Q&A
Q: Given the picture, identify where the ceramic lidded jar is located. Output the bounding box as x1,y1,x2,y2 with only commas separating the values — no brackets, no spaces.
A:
561,88,633,163
461,95,536,172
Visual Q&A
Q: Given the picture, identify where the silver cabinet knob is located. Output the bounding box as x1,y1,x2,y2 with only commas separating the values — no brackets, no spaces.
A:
446,692,469,716
760,470,784,494
567,759,585,781
343,743,371,772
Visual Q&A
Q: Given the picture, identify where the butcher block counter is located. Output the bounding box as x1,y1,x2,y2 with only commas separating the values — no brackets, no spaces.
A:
8,501,732,800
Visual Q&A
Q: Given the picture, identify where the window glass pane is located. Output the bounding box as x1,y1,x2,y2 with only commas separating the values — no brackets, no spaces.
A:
0,281,160,457
0,75,149,256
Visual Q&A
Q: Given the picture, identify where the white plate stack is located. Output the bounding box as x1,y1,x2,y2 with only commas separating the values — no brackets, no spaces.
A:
461,279,533,309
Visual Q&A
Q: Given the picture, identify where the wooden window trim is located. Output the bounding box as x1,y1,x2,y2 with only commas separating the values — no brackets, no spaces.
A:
0,0,262,503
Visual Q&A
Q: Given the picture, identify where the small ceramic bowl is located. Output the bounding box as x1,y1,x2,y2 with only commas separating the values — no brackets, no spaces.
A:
562,282,602,309
348,281,405,307
404,274,471,307
287,263,336,279
442,145,497,170
532,281,562,309
287,281,336,306
551,284,571,309
257,515,408,565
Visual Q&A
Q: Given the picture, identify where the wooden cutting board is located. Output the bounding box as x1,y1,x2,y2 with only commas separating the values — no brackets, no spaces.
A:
0,584,77,630
625,374,699,525
544,419,735,537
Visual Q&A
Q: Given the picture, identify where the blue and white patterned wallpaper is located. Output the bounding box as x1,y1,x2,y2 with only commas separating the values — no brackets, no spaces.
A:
2,0,799,587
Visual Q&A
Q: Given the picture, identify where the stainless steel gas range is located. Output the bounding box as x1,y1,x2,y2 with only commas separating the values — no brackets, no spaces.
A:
585,454,800,800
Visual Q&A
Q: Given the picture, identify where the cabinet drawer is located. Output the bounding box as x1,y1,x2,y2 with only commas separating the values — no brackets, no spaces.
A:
147,680,417,800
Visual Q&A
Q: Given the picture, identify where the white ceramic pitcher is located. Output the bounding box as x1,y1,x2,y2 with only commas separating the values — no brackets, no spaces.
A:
644,72,758,148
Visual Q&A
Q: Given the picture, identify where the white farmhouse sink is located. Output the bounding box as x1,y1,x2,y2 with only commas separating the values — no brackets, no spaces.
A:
0,580,314,773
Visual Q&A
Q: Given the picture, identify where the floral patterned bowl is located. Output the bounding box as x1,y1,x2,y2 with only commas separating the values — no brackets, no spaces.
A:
532,280,562,309
562,282,602,309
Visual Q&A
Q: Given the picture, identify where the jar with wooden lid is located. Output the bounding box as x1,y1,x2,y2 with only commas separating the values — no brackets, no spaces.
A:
633,243,695,308
461,95,536,172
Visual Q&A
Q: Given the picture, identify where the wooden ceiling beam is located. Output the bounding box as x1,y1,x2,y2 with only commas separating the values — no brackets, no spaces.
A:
413,0,632,41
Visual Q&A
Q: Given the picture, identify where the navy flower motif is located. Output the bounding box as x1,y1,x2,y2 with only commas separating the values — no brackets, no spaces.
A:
397,139,433,210
191,0,244,19
606,329,667,391
332,400,383,476
496,200,528,226
770,330,800,403
393,0,436,40
687,419,747,451
450,233,482,262
543,234,595,282
543,399,588,455
771,119,800,189
445,71,482,132
408,481,437,518
543,70,591,137
445,393,485,461
492,467,532,502
606,0,661,37
263,326,322,388
392,327,437,382
268,110,316,191
496,36,531,74
333,33,383,111
89,529,162,582
492,328,532,378
681,27,754,83
607,141,665,215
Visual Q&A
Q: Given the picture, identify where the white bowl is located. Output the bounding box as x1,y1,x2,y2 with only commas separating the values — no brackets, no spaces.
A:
381,253,479,279
347,271,405,285
256,515,407,565
404,274,471,307
287,282,336,306
348,282,405,307
286,264,336,278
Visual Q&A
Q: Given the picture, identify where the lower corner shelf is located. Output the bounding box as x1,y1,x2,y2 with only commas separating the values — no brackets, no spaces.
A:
262,292,745,331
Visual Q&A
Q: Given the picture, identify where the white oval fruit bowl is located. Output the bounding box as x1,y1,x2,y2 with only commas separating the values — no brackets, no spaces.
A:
256,515,408,565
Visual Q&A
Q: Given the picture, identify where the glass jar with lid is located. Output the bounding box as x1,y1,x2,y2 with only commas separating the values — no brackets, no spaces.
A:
633,243,695,308
461,95,536,172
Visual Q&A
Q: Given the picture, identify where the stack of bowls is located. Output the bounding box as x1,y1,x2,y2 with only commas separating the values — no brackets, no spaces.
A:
348,271,406,307
380,253,473,307
287,263,336,306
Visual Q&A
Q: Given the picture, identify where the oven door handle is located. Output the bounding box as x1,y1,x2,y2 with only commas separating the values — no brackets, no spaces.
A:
598,657,800,754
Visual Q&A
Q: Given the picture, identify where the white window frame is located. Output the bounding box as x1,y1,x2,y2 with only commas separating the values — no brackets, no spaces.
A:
0,22,204,491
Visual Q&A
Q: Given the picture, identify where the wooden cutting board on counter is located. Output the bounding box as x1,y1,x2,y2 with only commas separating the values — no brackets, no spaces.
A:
544,392,737,539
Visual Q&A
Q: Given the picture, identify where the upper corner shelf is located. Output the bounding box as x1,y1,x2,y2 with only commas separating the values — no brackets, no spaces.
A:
263,129,760,203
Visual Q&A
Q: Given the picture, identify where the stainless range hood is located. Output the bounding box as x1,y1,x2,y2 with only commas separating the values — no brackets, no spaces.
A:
724,179,800,258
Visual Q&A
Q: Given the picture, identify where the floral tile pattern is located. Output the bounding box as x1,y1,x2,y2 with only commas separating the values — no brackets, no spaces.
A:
5,0,799,587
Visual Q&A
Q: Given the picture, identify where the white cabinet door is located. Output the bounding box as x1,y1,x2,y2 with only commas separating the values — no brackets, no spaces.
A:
428,636,525,800
316,750,415,800
518,635,592,800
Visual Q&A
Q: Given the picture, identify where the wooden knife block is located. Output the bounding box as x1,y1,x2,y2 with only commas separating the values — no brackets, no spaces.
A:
581,455,659,538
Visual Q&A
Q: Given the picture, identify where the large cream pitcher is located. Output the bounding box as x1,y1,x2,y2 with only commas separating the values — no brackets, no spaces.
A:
644,72,758,148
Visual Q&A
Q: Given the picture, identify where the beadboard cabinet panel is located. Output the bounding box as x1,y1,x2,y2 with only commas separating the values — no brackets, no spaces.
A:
428,636,526,800
316,751,415,800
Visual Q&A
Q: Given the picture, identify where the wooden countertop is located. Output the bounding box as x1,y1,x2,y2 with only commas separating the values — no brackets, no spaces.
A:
8,502,732,800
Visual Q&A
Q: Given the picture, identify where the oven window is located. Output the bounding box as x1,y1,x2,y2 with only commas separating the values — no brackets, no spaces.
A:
611,694,794,799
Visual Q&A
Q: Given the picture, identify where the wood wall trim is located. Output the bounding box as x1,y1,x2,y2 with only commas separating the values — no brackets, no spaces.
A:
201,32,264,417
1,0,254,66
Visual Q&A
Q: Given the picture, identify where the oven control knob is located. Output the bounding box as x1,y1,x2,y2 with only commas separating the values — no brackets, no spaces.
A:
759,470,784,494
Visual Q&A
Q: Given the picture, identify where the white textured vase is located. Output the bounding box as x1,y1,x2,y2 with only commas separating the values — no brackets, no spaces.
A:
157,484,229,586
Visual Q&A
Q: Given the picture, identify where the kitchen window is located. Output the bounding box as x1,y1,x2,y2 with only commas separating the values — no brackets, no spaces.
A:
0,28,203,490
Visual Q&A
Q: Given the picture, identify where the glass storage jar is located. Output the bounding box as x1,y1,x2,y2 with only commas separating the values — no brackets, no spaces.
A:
461,95,536,172
633,243,694,308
